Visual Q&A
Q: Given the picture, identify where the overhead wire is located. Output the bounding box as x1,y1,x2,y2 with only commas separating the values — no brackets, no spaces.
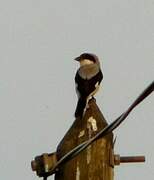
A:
44,81,154,178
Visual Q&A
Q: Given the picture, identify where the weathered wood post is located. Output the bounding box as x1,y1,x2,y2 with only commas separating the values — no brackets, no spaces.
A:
31,98,146,180
31,98,145,179
55,98,114,180
31,81,154,180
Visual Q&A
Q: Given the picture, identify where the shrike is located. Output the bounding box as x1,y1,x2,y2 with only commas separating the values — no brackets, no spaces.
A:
74,53,103,118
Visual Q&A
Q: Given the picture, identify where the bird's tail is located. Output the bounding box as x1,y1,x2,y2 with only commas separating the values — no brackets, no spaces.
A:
75,97,87,118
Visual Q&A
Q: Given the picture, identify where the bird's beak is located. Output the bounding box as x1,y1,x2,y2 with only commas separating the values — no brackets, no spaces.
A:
74,56,81,61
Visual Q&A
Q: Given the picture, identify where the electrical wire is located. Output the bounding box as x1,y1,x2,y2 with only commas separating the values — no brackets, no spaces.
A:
44,81,154,178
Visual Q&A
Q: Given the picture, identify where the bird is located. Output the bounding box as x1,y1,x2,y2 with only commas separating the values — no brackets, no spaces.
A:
74,53,103,118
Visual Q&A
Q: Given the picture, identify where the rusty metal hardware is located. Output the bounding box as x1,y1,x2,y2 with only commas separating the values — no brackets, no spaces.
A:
31,152,57,177
114,154,145,165
31,151,146,178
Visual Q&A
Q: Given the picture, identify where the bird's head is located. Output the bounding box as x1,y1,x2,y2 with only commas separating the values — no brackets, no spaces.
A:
74,53,100,67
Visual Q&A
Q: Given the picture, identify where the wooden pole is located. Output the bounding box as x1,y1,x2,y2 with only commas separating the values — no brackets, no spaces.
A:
31,81,152,179
55,99,114,180
31,99,146,179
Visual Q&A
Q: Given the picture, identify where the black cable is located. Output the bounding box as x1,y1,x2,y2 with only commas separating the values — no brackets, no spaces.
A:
43,176,47,180
46,81,154,176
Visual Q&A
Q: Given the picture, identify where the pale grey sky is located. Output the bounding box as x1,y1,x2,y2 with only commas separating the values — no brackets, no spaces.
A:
0,0,153,180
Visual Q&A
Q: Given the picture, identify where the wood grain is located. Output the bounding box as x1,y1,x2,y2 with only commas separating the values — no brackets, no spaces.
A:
55,99,114,180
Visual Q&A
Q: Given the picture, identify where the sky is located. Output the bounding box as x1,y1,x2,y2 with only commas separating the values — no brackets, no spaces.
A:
0,0,153,180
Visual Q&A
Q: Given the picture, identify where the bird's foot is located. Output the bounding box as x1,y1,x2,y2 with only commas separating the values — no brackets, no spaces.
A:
89,97,96,103
92,97,96,101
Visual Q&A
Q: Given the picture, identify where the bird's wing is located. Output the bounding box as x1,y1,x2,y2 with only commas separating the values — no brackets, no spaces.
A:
75,70,103,97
